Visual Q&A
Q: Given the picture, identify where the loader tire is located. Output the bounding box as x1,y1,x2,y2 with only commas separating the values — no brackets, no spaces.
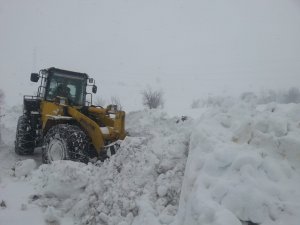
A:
42,124,89,164
15,115,35,155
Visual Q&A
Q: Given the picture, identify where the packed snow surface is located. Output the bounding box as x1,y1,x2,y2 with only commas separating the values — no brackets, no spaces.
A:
0,94,300,225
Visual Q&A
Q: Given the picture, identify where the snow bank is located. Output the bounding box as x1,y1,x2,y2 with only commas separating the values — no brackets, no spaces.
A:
30,110,191,225
176,99,300,225
33,161,91,199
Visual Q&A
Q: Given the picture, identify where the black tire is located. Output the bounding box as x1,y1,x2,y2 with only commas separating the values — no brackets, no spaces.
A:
42,124,89,164
15,115,35,155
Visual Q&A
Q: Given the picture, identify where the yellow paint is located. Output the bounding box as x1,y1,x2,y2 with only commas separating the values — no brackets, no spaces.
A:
68,107,105,152
87,107,126,139
40,101,64,129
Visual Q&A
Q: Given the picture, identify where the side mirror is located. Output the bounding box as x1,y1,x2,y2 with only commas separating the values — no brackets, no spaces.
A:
88,78,94,84
30,73,39,82
92,85,97,94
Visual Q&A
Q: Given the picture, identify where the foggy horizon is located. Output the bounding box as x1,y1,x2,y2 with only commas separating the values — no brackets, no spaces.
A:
1,0,300,111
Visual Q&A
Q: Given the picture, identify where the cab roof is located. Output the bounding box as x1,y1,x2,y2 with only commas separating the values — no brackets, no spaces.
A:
47,67,89,79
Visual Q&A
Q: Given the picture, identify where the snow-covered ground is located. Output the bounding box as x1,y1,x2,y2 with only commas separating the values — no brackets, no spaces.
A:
1,93,300,225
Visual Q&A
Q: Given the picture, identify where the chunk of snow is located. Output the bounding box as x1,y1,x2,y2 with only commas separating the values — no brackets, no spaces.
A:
14,159,36,178
44,206,61,224
100,126,110,135
32,161,90,199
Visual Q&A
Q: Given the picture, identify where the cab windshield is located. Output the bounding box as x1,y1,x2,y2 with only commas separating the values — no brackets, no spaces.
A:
45,72,86,106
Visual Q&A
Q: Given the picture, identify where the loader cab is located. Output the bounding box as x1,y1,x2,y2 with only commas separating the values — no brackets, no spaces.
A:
32,68,96,106
45,69,88,106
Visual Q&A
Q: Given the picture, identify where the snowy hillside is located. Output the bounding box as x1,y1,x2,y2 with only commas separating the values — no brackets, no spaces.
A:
1,94,300,225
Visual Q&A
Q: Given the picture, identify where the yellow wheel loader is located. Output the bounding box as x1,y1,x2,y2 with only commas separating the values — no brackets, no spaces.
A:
15,67,126,163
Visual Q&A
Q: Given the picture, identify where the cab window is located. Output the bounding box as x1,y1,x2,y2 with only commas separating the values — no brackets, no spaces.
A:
45,73,86,105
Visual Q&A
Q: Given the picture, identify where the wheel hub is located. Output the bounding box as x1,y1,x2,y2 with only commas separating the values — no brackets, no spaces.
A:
47,139,66,161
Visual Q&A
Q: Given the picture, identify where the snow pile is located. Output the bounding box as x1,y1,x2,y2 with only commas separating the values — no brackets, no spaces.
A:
30,110,191,225
33,161,91,199
176,99,300,225
44,206,62,224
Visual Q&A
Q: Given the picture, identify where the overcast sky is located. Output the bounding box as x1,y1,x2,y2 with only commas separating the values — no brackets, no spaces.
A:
0,0,300,110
